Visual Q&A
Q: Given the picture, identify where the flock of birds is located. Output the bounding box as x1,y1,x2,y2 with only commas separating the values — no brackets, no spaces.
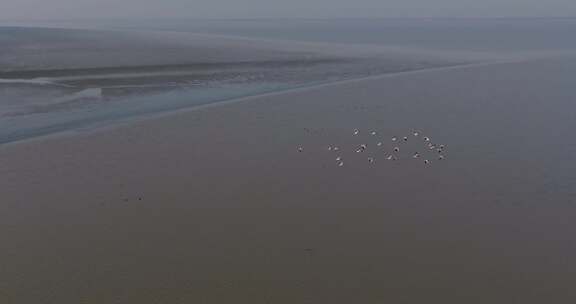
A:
298,129,446,167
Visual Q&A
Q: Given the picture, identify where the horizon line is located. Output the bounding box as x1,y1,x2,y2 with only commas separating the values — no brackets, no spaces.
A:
2,16,576,22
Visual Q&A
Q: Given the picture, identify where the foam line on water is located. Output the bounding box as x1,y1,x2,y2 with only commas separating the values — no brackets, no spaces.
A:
0,78,73,87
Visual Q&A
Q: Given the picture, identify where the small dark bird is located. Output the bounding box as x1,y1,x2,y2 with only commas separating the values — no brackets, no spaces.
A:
403,136,408,142
394,147,400,152
413,152,420,159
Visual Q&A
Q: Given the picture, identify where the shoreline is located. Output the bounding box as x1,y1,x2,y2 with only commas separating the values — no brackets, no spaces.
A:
0,58,523,149
1,26,493,147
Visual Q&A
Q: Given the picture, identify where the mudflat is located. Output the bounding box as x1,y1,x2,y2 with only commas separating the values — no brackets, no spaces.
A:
1,56,576,303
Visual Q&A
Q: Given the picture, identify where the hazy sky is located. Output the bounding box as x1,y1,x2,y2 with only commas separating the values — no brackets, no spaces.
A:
2,0,576,20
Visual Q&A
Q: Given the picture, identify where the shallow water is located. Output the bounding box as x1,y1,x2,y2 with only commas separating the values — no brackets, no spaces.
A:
0,25,466,144
4,18,576,144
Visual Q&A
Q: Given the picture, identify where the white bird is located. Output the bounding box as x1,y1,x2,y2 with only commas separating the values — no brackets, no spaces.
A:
413,131,420,137
333,146,340,151
438,155,445,160
336,156,342,161
377,142,383,147
386,155,396,161
413,152,420,158
338,161,344,167
424,159,430,164
353,129,360,135
403,136,408,142
392,136,398,141
370,131,377,136
360,144,367,150
423,137,430,142
298,147,303,152
328,146,333,151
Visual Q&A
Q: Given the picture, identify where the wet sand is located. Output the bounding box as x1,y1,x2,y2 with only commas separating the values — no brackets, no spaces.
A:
1,57,576,303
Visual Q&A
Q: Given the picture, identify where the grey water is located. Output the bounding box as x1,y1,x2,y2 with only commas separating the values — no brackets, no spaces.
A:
18,17,576,51
1,18,576,144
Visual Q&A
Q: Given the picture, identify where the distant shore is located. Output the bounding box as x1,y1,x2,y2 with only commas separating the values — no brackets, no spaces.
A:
0,26,475,145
